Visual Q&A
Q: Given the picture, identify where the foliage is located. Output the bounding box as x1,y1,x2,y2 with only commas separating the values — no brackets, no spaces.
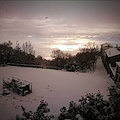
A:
108,82,120,119
22,41,35,55
34,55,43,65
0,41,100,72
50,43,100,72
0,41,35,65
75,42,100,72
51,49,72,69
0,41,13,64
16,100,54,120
58,86,120,120
12,74,120,120
78,91,115,120
14,83,120,120
58,101,79,120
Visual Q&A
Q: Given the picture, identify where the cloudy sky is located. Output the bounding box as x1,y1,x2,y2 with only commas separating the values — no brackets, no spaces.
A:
0,1,120,59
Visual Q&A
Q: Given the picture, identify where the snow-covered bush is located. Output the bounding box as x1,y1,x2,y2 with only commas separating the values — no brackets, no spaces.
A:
108,82,120,119
58,91,116,120
16,100,54,120
58,101,82,120
78,91,115,120
15,83,120,120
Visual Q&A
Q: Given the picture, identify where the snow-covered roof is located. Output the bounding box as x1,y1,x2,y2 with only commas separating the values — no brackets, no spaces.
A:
116,62,120,67
105,47,120,57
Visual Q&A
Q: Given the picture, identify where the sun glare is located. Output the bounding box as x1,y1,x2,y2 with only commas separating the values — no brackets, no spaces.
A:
51,44,75,51
75,39,90,44
50,37,96,54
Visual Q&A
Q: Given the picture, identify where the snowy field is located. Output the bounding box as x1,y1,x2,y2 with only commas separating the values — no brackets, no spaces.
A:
0,57,114,120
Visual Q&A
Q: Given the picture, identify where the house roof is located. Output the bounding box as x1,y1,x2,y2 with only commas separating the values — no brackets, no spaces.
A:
105,47,120,57
116,62,120,67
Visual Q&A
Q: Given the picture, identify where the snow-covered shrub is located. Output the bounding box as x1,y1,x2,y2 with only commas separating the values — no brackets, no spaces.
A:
15,83,120,120
16,100,54,120
58,91,116,120
108,82,120,119
58,101,82,120
78,91,115,120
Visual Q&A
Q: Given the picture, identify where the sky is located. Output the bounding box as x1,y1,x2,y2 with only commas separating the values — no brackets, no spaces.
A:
0,1,120,59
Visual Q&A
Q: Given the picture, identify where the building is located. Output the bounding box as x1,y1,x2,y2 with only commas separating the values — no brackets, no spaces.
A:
105,48,120,67
101,43,113,65
101,44,120,80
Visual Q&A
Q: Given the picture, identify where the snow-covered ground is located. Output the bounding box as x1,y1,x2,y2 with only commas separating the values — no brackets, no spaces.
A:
0,57,114,120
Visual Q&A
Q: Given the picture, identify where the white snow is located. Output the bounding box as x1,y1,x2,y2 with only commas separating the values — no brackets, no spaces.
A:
0,57,114,120
105,47,120,57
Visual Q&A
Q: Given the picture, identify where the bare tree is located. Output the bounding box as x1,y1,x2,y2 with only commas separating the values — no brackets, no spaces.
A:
51,49,72,69
22,41,35,56
76,42,100,72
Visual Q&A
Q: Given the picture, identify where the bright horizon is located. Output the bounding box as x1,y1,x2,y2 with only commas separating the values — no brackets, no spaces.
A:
0,1,120,59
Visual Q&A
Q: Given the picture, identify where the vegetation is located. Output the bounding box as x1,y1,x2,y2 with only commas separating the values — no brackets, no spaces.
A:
58,83,120,120
15,83,120,120
108,82,120,119
0,41,36,65
0,41,13,65
0,41,100,72
59,92,112,120
1,41,118,119
51,42,100,72
75,42,99,72
51,49,73,69
16,100,54,120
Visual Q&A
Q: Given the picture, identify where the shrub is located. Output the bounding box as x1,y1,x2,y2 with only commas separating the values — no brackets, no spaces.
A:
16,100,54,120
58,90,116,120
